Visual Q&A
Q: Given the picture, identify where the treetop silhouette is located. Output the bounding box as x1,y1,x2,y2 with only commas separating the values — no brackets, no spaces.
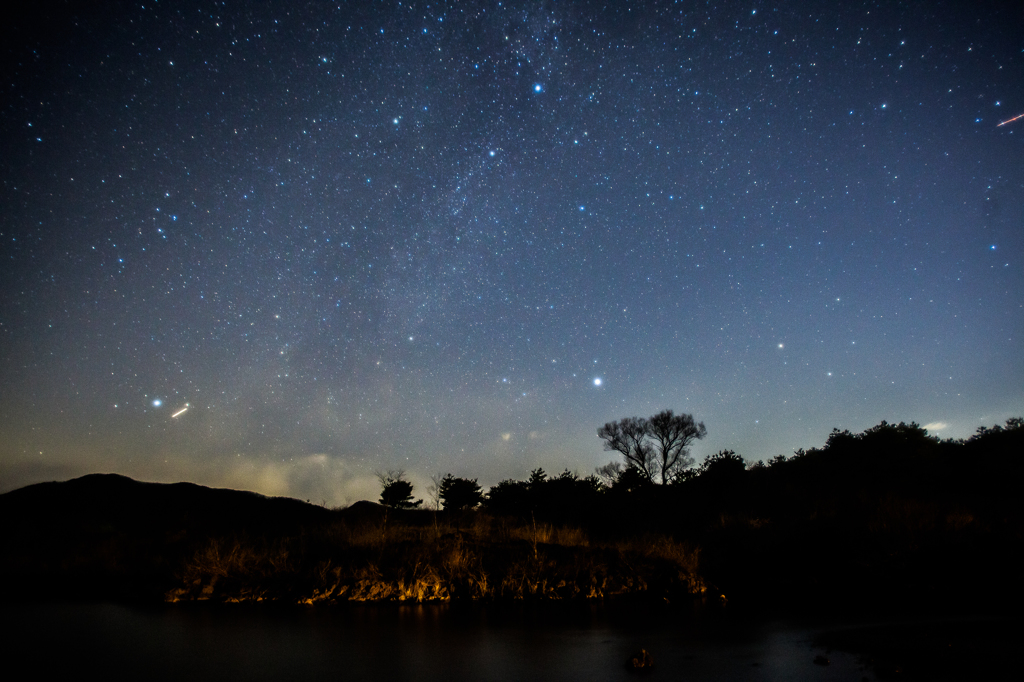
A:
377,470,422,509
599,410,707,484
438,474,484,511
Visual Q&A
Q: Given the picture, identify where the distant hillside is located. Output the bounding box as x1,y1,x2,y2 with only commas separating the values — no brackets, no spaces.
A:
0,472,333,531
2,421,1021,613
0,474,705,606
0,473,335,601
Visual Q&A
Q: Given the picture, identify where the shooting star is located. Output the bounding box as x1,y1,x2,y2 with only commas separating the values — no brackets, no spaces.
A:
997,112,1024,127
171,406,189,418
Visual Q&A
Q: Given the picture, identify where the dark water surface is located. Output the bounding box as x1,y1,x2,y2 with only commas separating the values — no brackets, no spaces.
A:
5,600,999,681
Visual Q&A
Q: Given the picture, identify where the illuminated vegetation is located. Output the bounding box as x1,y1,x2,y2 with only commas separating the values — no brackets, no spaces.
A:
168,511,704,604
1,418,1021,614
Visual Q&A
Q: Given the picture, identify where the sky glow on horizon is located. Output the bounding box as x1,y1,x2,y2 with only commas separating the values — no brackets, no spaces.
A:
1,1,1021,505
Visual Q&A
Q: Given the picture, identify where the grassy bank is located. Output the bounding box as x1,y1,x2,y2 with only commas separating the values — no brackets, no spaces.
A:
167,509,705,604
2,420,1021,614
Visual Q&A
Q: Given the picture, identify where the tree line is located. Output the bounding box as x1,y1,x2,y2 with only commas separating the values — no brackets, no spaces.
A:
378,412,1024,526
378,409,707,512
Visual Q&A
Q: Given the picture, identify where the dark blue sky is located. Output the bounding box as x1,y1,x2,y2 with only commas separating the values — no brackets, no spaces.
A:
2,0,1021,503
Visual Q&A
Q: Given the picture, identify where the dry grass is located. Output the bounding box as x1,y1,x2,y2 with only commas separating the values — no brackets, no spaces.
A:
169,514,706,604
506,522,589,547
184,536,292,580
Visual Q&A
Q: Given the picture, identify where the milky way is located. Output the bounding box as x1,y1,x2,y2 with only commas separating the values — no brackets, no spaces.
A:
2,1,1021,504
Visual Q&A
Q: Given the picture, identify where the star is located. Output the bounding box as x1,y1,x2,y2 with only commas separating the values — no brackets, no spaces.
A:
0,0,1019,506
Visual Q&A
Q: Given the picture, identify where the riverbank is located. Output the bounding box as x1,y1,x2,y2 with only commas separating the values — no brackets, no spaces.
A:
0,476,707,606
166,512,705,604
3,418,1022,616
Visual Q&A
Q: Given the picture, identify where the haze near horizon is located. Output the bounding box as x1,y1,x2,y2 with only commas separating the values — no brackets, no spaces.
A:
1,0,1021,504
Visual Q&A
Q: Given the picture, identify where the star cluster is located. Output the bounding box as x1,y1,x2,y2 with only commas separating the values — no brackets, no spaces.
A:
1,1,1021,503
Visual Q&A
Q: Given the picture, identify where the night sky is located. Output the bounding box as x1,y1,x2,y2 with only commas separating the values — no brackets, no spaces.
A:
2,1,1021,504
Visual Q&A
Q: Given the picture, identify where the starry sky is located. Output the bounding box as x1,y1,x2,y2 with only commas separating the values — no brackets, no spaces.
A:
2,0,1021,504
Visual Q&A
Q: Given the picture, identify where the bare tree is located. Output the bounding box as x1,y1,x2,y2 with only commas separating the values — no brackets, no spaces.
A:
426,473,445,511
594,460,624,487
598,416,655,480
647,410,707,484
598,411,707,484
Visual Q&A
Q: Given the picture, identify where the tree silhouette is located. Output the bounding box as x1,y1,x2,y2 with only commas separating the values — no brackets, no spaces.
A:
610,464,654,492
648,410,707,484
598,416,655,480
484,478,530,518
438,474,483,511
598,410,707,484
696,449,746,481
426,473,445,511
595,460,624,487
377,470,422,509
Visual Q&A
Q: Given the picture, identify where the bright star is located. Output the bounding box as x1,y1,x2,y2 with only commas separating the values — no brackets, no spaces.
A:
593,377,602,386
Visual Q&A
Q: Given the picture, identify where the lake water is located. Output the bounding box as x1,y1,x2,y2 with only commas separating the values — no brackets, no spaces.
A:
2,600,891,680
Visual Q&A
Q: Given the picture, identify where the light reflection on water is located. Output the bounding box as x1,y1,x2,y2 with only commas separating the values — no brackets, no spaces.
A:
2,601,875,681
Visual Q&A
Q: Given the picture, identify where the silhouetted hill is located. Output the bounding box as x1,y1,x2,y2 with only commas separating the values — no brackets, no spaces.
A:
1,473,332,528
2,420,1021,614
0,473,333,601
0,474,705,606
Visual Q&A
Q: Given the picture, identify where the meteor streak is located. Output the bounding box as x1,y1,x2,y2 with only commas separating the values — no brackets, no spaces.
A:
997,112,1024,127
171,406,189,418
